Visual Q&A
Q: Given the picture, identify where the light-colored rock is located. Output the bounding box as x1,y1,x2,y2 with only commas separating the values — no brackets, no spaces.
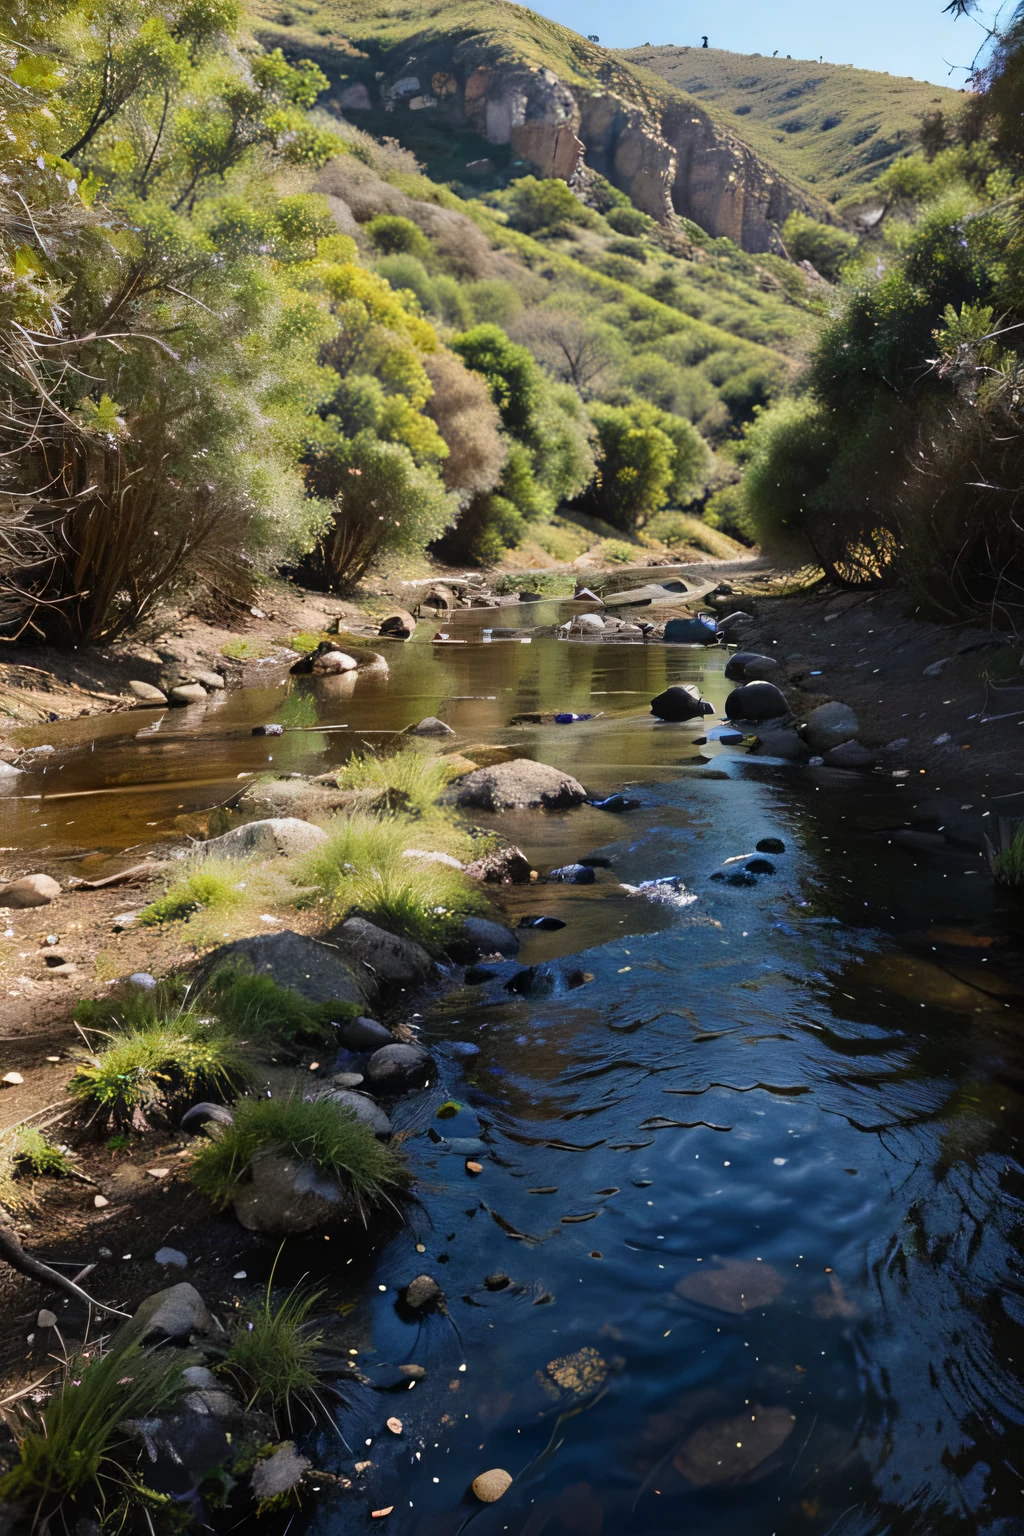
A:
571,613,605,633
250,1442,311,1503
154,1246,188,1268
472,1469,513,1503
311,649,357,675
191,670,225,691
406,716,454,736
803,701,860,753
451,759,587,813
182,1365,218,1389
333,916,434,990
200,817,328,861
132,1282,216,1343
184,1387,241,1419
128,680,167,705
0,760,22,779
168,683,207,707
36,1309,57,1328
0,874,60,908
127,971,157,989
319,1088,392,1137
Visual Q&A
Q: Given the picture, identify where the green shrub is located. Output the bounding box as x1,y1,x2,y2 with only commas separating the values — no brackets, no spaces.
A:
138,867,243,925
601,538,638,563
220,1276,324,1430
504,176,594,234
296,811,482,950
0,1338,184,1517
333,744,459,814
207,968,357,1046
645,509,746,557
68,1016,249,1129
986,820,1024,886
365,214,432,261
0,1127,74,1210
577,400,710,532
781,210,859,281
190,1095,409,1217
605,206,654,238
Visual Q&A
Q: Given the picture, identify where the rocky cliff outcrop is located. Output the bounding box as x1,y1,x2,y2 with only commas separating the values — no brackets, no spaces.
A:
287,24,831,253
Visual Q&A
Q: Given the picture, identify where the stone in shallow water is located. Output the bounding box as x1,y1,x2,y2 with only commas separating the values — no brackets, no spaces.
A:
675,1258,785,1314
673,1404,796,1487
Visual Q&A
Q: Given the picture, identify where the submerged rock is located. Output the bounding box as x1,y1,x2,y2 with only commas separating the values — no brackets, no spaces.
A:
404,1274,444,1310
822,740,878,769
663,616,717,645
451,759,587,812
673,1405,796,1487
472,1469,513,1503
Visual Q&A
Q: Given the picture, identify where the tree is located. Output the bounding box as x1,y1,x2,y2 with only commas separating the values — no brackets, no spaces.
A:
510,309,624,396
304,432,454,589
576,401,708,532
781,211,858,282
450,323,542,438
422,350,506,496
503,176,593,234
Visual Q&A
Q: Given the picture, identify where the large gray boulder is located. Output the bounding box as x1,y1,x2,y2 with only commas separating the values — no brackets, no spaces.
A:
803,701,860,753
232,1149,356,1234
749,725,809,762
724,652,779,682
338,1015,393,1050
200,929,364,1006
822,740,878,770
200,818,327,861
132,1283,217,1343
725,682,789,722
332,915,434,990
310,649,356,674
451,759,587,813
0,873,60,908
454,916,520,960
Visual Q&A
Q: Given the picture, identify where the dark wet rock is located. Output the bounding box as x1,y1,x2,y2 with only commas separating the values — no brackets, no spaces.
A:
566,969,594,988
822,740,878,770
588,793,640,812
485,1271,511,1290
451,759,587,813
465,844,532,884
710,870,757,886
579,855,612,868
132,1282,217,1343
725,682,789,722
180,1101,234,1135
0,873,60,908
332,916,433,990
756,838,786,854
250,1442,310,1503
545,863,595,884
252,723,283,737
465,963,500,985
802,701,859,753
505,965,555,997
168,683,207,707
200,817,327,861
319,1088,392,1138
517,915,566,930
379,610,417,639
749,725,809,761
365,1042,432,1090
452,916,520,961
406,715,455,737
200,929,364,1006
650,684,708,721
233,1149,356,1234
518,590,543,602
338,1015,392,1050
663,617,717,645
676,1257,785,1314
745,858,776,874
404,1274,443,1310
724,651,779,682
715,611,754,636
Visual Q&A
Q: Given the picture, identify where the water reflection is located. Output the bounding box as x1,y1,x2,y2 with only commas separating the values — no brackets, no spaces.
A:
2,620,1023,1535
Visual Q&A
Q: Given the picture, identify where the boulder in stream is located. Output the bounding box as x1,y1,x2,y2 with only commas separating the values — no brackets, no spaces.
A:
725,682,789,722
379,610,417,639
724,652,779,682
802,700,859,752
310,649,357,675
232,1148,357,1234
452,916,521,960
451,759,587,812
200,818,327,861
663,616,717,645
128,680,168,705
464,844,533,884
650,684,708,721
365,1042,432,1090
332,915,434,990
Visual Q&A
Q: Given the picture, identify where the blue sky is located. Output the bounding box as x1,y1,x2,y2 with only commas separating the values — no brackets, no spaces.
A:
534,0,1000,86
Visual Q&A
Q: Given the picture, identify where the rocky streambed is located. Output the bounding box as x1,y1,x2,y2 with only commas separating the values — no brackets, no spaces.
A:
0,579,1023,1535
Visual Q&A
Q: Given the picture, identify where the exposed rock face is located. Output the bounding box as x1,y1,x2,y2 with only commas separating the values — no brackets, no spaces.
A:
464,64,583,179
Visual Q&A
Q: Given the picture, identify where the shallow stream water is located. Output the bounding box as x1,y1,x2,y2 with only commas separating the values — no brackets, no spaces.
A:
4,609,1024,1536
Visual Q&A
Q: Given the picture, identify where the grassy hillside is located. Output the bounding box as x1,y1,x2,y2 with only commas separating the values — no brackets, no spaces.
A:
619,45,965,202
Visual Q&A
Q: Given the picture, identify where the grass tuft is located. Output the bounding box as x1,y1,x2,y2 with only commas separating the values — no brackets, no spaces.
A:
333,744,460,816
296,810,483,950
190,1095,408,1217
0,1335,184,1517
207,966,358,1046
138,865,244,926
986,819,1024,886
219,1272,325,1431
0,1127,74,1210
279,691,320,728
221,637,276,661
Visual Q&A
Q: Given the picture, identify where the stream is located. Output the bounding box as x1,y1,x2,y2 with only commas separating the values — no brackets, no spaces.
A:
4,604,1024,1536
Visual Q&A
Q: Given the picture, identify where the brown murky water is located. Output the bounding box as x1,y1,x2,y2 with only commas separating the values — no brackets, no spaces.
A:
4,609,1023,1536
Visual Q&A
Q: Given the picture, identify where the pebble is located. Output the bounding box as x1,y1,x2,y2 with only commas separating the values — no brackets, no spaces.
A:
154,1246,188,1267
386,1417,403,1435
465,1160,484,1175
127,972,157,991
146,1167,170,1179
252,724,284,736
94,1194,109,1208
36,1309,57,1328
234,1270,247,1279
404,1275,443,1311
2,1072,23,1086
472,1469,513,1503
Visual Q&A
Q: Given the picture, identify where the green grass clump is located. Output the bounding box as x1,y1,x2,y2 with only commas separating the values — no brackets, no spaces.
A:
601,538,640,564
297,811,483,950
278,630,332,654
0,1336,183,1518
138,866,243,925
333,745,459,816
492,569,577,596
219,1276,325,1431
0,1127,74,1210
987,820,1024,886
68,1012,250,1129
207,966,358,1047
279,691,319,728
221,637,275,661
644,509,746,558
190,1095,408,1218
